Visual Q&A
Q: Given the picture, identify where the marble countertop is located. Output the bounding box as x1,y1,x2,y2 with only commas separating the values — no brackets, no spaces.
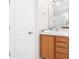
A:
40,30,69,37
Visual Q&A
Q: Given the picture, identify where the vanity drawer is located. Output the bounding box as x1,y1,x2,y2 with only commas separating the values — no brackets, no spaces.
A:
55,36,68,43
56,47,68,54
56,53,68,59
56,42,68,48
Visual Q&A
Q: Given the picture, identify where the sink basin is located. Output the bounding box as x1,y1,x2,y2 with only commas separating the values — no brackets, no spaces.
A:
40,29,69,37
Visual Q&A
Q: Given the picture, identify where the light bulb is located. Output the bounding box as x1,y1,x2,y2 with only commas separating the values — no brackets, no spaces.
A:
56,2,60,6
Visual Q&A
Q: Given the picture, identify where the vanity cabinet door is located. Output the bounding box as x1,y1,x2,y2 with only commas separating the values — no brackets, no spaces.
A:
49,36,55,59
40,35,50,59
40,35,55,59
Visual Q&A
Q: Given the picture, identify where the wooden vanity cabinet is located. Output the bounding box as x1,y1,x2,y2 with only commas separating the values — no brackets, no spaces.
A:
40,35,55,59
40,34,69,59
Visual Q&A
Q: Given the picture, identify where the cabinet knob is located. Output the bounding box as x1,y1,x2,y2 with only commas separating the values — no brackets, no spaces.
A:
40,57,45,59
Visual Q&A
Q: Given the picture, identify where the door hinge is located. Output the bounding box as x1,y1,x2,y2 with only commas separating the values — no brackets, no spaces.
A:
9,26,10,31
9,0,10,5
9,52,11,56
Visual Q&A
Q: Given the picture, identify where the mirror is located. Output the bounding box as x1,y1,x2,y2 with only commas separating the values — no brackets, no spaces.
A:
48,0,69,30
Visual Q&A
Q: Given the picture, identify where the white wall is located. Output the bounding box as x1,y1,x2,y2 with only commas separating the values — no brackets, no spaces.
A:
38,1,49,59
48,0,54,28
38,0,49,30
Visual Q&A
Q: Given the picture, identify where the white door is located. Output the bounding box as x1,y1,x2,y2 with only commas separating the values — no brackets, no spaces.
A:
9,0,34,59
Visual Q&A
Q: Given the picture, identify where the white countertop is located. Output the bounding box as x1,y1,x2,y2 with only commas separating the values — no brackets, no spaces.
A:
40,30,69,37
